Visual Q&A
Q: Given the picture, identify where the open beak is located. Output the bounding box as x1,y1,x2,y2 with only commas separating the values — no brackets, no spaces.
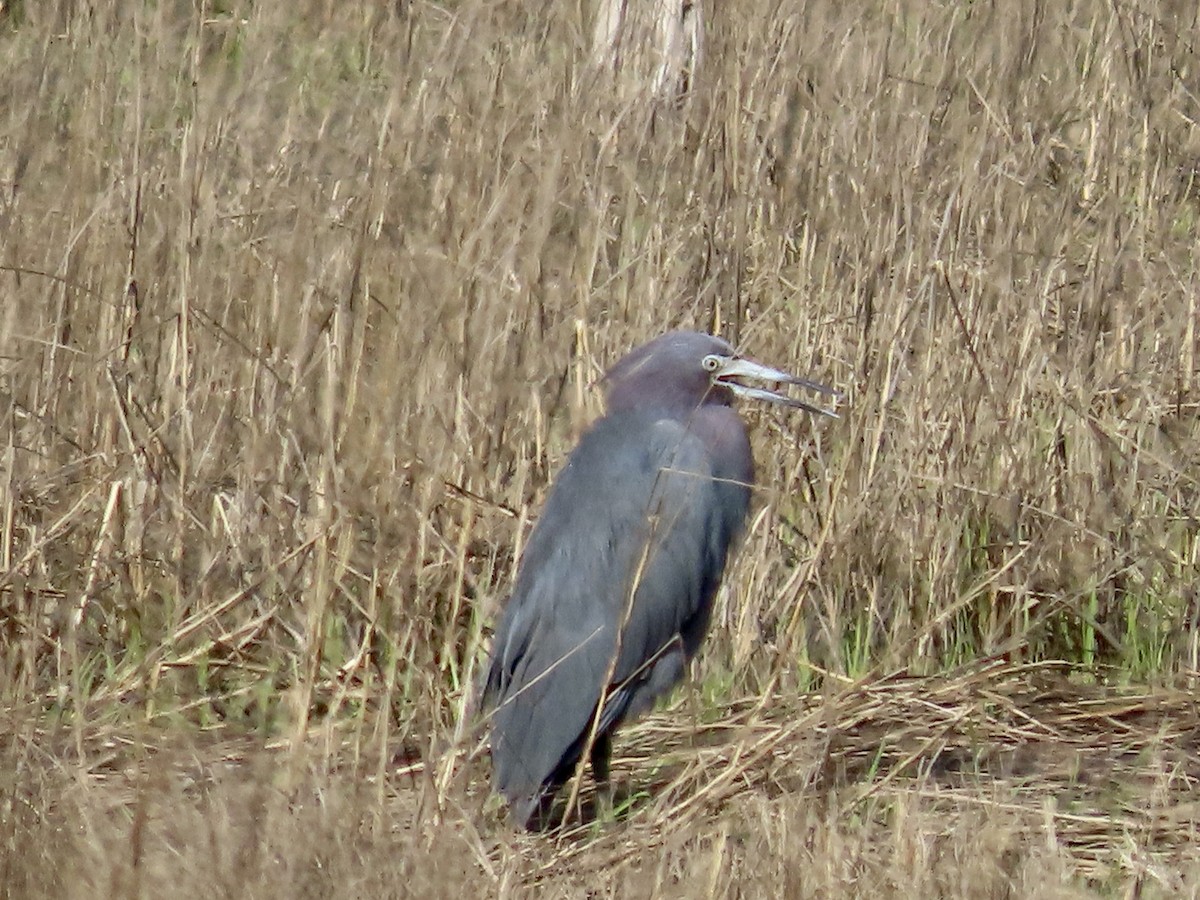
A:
715,357,842,418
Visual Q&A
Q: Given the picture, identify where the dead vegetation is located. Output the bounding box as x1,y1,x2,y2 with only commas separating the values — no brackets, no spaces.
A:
6,660,1200,897
1,0,1199,896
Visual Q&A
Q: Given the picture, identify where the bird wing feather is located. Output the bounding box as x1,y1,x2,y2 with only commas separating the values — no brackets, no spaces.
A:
482,411,746,812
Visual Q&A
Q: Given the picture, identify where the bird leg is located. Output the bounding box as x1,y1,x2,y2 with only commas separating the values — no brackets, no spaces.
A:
590,732,614,819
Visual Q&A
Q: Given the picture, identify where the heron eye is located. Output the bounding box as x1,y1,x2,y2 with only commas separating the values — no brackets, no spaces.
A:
701,354,722,373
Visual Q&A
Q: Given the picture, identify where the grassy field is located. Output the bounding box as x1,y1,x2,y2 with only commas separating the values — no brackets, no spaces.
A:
1,0,1198,896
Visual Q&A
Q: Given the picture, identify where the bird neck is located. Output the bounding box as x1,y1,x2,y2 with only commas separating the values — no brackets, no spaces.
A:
688,404,754,486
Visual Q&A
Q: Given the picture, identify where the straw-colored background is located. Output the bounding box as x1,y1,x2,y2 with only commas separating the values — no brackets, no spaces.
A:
2,1,1198,895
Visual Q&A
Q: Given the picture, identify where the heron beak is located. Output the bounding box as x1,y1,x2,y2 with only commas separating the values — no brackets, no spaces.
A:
715,357,842,418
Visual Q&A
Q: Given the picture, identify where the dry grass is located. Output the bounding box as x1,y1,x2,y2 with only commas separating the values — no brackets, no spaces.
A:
1,0,1198,896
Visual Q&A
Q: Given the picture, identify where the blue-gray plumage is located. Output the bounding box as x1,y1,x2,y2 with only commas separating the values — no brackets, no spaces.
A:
481,331,838,827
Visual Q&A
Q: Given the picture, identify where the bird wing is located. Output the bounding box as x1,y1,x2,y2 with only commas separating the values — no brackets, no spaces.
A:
482,411,747,812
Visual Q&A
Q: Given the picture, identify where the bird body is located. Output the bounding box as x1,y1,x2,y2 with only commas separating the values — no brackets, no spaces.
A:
481,331,837,827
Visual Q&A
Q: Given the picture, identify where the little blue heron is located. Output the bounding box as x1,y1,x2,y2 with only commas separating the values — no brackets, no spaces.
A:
480,330,838,827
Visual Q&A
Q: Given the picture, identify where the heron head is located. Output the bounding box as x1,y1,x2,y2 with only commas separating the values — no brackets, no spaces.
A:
701,350,841,417
603,331,840,418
